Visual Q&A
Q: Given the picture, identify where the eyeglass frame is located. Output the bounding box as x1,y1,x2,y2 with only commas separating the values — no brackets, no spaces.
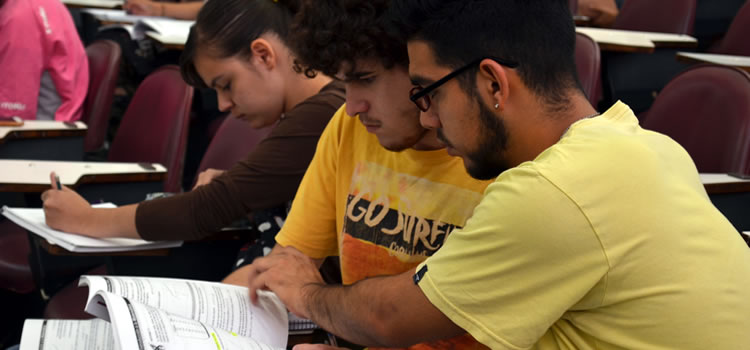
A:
409,56,519,112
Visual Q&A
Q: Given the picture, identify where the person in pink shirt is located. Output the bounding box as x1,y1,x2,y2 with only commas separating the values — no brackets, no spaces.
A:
0,0,88,121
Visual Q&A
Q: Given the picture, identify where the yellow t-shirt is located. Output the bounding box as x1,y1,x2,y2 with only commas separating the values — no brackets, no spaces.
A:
276,105,492,349
417,101,750,349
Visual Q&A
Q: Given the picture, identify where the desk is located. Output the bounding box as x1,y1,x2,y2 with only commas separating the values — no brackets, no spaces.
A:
80,8,151,24
0,121,86,161
143,17,193,50
62,0,122,9
676,52,750,73
576,27,698,53
0,159,166,205
701,173,750,233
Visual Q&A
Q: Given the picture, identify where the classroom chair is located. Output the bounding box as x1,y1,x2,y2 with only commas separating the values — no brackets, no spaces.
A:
613,0,697,35
605,0,698,113
194,116,274,177
709,0,750,56
568,0,577,15
641,64,750,173
107,65,193,193
82,40,122,153
575,32,602,105
0,221,35,294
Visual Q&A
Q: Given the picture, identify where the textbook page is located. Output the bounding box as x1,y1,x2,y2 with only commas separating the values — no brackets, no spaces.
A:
0,205,183,253
81,275,288,348
19,319,114,350
96,291,284,350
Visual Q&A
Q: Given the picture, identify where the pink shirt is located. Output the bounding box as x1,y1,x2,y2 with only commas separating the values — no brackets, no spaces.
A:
0,0,88,121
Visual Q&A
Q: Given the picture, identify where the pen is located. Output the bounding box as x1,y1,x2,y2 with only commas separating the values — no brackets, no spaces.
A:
55,174,62,190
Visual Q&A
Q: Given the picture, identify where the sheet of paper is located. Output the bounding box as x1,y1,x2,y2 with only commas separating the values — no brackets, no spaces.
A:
81,275,288,347
1,205,182,252
19,319,114,350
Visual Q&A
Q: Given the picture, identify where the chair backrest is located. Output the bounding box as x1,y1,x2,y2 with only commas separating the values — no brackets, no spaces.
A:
575,32,601,105
107,66,193,192
569,0,578,14
641,64,750,174
195,116,274,176
711,1,750,56
613,0,697,35
83,40,121,152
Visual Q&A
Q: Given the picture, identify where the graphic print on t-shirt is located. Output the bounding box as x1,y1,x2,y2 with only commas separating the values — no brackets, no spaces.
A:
340,161,483,284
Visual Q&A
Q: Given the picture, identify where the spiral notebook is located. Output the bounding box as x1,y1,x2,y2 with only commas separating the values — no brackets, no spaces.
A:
289,313,319,335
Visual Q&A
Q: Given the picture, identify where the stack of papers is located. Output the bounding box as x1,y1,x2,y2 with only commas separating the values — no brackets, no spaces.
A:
1,204,182,253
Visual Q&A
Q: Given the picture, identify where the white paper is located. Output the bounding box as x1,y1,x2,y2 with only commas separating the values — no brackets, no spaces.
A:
96,292,283,350
80,275,289,348
19,319,114,350
1,205,182,252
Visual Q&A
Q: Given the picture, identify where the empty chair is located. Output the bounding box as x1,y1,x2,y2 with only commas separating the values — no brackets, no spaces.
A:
107,65,193,193
642,64,750,173
195,116,274,177
710,0,750,56
614,0,697,34
82,40,121,153
0,220,35,294
575,32,602,105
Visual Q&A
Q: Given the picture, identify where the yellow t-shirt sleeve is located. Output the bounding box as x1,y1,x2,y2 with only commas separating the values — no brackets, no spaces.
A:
416,166,609,349
275,107,347,259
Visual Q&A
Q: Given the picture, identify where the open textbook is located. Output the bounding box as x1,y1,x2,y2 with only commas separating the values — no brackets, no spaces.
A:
1,204,182,253
20,276,288,350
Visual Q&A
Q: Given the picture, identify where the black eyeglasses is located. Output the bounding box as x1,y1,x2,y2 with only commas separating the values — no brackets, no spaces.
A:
409,57,519,112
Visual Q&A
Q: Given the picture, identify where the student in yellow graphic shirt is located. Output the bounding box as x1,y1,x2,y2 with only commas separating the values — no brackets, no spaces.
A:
221,1,491,349
243,0,750,349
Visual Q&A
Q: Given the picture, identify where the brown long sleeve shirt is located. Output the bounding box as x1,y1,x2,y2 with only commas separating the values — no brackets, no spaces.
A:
136,82,345,241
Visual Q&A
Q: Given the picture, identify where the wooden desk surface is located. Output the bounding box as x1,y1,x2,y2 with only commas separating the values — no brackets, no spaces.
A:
676,52,750,73
701,173,750,194
576,27,698,53
0,121,87,143
62,0,122,9
0,159,166,192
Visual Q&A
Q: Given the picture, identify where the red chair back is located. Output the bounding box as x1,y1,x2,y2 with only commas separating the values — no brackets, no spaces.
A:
83,40,121,152
642,64,750,174
569,0,578,14
711,1,750,56
195,116,274,176
107,66,193,192
614,0,697,34
575,32,601,105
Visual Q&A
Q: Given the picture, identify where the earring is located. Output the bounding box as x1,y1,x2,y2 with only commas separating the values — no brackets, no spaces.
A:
494,103,499,109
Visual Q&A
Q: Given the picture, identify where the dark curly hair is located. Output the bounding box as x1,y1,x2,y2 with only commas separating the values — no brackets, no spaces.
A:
179,0,301,88
289,0,408,78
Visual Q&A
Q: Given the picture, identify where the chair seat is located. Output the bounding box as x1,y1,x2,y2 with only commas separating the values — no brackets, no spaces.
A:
0,221,35,294
43,265,106,320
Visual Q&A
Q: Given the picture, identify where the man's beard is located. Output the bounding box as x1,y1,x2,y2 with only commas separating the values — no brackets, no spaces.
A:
441,99,511,180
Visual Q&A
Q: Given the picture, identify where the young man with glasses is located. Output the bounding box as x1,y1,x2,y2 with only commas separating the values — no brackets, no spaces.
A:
245,1,750,349
222,0,492,349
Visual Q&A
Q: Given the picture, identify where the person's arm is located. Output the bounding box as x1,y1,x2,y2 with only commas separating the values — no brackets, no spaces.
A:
136,97,340,242
246,246,463,347
124,0,203,20
44,0,88,121
42,175,141,239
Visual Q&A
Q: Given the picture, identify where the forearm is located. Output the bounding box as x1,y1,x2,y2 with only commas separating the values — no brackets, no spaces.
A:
80,205,140,239
304,277,414,347
162,2,203,20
